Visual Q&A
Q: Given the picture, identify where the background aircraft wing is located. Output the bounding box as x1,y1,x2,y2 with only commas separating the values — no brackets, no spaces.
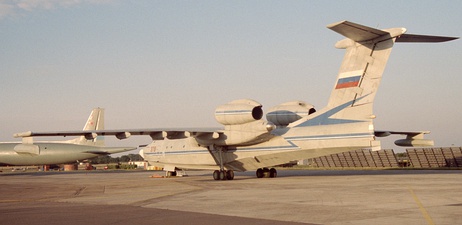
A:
14,128,223,141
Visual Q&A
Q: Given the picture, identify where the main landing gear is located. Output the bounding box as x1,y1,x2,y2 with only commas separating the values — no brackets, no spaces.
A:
213,170,234,180
212,168,277,180
256,168,277,178
210,145,235,180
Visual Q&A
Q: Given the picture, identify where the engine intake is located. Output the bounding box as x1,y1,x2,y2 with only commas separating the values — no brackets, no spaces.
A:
215,99,263,125
266,101,315,126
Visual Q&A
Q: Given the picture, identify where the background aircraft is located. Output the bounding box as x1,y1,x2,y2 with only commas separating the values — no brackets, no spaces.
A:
1,108,135,166
15,21,457,180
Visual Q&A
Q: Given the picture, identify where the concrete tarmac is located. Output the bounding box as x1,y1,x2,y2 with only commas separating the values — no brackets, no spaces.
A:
0,169,461,225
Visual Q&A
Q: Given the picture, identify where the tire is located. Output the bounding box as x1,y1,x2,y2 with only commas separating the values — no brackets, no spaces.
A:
269,168,277,178
263,168,270,178
256,168,264,178
226,170,234,180
220,171,227,180
213,170,220,180
167,171,176,177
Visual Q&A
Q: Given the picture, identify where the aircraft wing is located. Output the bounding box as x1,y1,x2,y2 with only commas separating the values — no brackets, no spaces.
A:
14,128,223,141
374,130,434,147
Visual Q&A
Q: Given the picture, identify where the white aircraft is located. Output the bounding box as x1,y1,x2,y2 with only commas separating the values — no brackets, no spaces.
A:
1,108,135,166
15,21,457,180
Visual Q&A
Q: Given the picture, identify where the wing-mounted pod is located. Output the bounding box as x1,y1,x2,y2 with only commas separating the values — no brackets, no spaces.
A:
375,131,434,147
266,101,316,127
394,134,434,147
200,99,275,146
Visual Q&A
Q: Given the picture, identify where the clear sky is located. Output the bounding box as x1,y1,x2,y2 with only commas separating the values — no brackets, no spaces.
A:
1,0,461,154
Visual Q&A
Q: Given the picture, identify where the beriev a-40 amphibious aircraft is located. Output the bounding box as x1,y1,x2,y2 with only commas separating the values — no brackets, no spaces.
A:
2,108,135,166
15,21,457,180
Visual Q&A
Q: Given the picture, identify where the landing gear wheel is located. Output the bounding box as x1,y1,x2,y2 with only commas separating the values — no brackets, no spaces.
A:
263,168,270,178
167,171,177,177
256,168,264,178
269,168,277,178
256,168,277,178
213,170,220,180
226,170,234,180
220,170,227,180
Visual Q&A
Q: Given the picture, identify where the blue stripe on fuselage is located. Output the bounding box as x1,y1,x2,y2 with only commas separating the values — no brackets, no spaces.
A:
295,95,369,127
144,132,373,156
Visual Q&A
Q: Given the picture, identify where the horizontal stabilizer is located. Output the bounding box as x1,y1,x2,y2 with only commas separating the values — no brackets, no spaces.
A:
327,21,458,43
327,20,390,42
396,34,458,43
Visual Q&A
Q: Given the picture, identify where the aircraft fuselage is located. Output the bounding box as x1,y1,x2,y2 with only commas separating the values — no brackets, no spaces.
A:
141,120,376,172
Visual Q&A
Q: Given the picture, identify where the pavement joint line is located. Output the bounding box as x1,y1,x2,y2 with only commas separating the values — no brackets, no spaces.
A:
128,180,204,207
74,186,87,196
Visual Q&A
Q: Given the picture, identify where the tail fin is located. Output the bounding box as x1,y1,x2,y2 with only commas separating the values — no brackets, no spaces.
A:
325,21,457,121
69,108,105,146
290,21,456,128
82,107,105,131
325,21,405,121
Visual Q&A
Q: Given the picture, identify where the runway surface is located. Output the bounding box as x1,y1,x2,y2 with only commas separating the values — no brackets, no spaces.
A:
1,169,461,225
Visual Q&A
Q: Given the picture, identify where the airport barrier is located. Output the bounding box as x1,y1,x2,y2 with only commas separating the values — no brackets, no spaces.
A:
309,147,462,168
311,149,399,168
406,147,462,168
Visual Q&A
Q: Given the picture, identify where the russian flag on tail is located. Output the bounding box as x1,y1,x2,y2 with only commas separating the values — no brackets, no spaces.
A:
335,70,363,89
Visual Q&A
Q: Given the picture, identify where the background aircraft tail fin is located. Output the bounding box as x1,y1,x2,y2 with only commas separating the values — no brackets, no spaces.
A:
71,108,105,146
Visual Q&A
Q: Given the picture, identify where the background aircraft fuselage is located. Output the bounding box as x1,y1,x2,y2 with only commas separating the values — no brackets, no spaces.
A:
0,142,131,166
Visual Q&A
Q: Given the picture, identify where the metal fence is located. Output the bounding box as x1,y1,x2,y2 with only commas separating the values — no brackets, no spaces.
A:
311,149,399,168
309,147,462,168
406,147,462,168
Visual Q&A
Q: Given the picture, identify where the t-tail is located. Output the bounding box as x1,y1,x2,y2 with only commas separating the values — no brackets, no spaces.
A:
325,21,456,122
68,108,105,146
288,21,457,148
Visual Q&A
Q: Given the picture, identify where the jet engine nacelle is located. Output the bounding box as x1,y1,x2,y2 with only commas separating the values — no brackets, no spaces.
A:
215,99,263,125
266,101,316,126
